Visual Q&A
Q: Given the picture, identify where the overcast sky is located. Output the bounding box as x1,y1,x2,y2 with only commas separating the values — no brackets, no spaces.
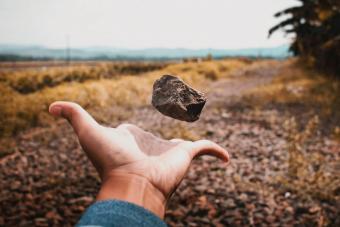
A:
0,0,297,49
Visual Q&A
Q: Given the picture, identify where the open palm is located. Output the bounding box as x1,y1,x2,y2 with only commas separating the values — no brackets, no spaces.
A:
49,101,229,210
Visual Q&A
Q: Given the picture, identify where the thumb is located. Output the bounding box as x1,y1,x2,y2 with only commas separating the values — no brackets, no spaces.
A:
188,140,229,163
49,101,98,135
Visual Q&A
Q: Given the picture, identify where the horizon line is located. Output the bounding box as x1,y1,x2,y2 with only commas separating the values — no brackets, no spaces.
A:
0,43,290,51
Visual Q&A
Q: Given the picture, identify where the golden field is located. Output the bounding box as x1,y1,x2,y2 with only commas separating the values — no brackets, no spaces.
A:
0,59,248,138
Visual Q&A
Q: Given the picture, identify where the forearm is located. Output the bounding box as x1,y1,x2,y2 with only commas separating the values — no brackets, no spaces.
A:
96,172,167,219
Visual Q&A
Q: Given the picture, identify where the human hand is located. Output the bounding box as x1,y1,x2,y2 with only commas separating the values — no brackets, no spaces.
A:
49,101,229,218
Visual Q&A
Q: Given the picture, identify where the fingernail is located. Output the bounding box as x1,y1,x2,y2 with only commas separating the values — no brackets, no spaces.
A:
50,105,62,116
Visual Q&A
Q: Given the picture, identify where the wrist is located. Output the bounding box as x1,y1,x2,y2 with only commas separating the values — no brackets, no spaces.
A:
96,172,166,218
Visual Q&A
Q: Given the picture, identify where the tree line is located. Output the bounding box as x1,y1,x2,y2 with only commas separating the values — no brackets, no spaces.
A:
269,0,340,76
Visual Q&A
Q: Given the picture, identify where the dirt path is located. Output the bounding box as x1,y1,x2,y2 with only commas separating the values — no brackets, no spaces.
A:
208,60,281,98
1,61,339,227
127,61,282,135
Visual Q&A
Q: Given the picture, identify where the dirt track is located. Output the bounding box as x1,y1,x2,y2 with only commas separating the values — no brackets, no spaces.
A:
1,61,339,226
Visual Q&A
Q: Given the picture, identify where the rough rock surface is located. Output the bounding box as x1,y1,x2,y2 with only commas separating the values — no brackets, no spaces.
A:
152,75,206,122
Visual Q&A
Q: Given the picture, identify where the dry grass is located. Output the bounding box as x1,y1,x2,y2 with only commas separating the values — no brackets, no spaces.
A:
278,116,340,202
273,116,340,227
245,59,340,135
242,60,340,217
0,62,167,94
0,59,249,138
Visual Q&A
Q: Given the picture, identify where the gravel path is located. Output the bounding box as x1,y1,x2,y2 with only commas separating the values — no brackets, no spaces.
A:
1,61,339,226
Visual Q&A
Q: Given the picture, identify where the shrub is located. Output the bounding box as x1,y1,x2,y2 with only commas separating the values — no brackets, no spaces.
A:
278,116,340,202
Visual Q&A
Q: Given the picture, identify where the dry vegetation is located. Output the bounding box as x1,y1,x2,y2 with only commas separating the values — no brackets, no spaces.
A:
279,116,339,202
0,62,167,93
0,59,248,139
240,59,340,224
245,59,340,135
0,58,339,226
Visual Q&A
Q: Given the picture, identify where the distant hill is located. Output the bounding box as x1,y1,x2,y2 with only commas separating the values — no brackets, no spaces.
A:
0,44,291,61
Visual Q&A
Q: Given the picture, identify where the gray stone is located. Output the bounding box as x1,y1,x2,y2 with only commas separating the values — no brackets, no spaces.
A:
152,75,206,122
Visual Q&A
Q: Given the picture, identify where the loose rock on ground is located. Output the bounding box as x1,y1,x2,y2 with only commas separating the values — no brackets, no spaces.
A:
0,61,339,226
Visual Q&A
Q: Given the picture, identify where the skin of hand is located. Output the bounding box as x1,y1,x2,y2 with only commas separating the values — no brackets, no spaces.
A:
49,101,229,218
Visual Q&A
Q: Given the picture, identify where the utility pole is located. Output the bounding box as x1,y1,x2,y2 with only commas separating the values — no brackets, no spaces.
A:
66,35,71,65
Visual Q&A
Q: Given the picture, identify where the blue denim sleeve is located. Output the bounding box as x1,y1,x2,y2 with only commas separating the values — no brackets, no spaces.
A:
76,200,167,227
